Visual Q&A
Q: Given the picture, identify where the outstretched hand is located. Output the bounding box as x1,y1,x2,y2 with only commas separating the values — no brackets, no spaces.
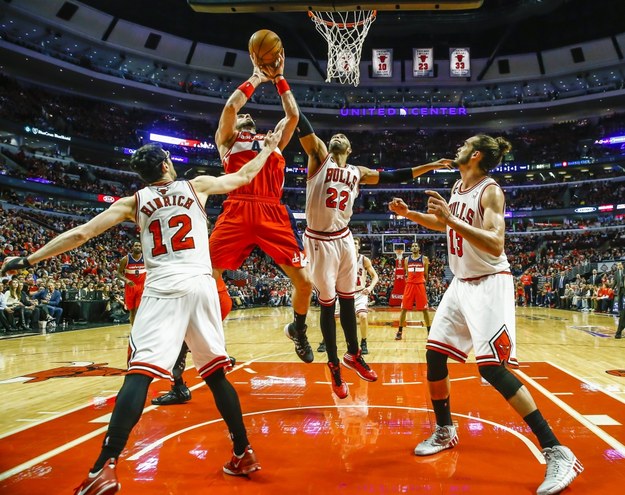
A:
425,190,452,221
263,129,283,151
432,158,456,170
1,256,32,276
389,197,410,217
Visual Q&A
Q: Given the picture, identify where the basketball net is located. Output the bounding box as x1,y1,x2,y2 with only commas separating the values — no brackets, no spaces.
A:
308,10,376,86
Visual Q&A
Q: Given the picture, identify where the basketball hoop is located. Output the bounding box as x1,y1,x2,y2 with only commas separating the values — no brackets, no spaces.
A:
308,10,376,86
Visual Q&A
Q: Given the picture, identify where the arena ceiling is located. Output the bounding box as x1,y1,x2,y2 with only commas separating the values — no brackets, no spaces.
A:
79,0,625,61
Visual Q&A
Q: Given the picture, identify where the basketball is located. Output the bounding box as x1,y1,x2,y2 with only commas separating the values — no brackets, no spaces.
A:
248,29,282,70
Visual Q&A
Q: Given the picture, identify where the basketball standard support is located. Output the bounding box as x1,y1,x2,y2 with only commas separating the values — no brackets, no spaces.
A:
187,1,483,13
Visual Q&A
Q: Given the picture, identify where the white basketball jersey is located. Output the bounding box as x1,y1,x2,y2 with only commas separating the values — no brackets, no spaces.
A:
355,254,366,291
306,154,361,232
136,180,211,297
447,177,510,279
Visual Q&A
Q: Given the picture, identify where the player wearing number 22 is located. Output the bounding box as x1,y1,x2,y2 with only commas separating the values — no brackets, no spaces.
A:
296,109,450,399
1,128,283,494
388,134,582,495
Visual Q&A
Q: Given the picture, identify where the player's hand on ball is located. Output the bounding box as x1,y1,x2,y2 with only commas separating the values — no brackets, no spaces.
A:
389,198,409,217
250,56,271,83
1,256,32,276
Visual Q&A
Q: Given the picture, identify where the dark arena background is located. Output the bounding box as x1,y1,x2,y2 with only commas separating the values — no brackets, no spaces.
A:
1,1,625,493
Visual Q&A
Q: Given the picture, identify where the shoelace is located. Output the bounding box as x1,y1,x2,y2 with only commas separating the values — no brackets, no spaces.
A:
330,367,342,386
356,355,371,370
295,335,311,354
544,449,562,476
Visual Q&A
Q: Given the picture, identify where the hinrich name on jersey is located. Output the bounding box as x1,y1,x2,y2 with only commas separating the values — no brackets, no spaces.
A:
325,167,358,191
448,201,475,225
140,195,195,217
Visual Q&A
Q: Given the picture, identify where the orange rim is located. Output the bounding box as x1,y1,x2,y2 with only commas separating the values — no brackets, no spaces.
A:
308,10,376,29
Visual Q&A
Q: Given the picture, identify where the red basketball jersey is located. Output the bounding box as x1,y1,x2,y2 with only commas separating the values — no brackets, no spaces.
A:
125,254,146,285
222,130,285,198
406,255,426,284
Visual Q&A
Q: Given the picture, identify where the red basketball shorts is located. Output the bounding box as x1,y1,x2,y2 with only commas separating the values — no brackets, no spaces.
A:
210,197,307,270
125,283,145,311
401,282,428,310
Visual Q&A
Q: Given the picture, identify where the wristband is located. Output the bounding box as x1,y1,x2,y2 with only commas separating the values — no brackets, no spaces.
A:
275,78,291,96
237,81,255,99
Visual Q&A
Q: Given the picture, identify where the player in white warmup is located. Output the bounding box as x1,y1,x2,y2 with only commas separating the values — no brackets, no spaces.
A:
389,134,582,495
1,127,283,495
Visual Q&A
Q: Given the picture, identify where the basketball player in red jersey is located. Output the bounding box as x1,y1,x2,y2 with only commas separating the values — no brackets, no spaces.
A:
389,134,582,495
296,109,450,398
116,241,146,326
211,52,314,363
2,129,283,494
395,242,431,340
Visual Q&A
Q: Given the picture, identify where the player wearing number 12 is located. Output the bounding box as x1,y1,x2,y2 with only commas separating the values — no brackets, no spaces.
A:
1,129,283,493
388,135,582,495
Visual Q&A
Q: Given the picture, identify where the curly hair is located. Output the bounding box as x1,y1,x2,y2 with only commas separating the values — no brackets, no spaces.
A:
472,134,512,172
129,144,167,183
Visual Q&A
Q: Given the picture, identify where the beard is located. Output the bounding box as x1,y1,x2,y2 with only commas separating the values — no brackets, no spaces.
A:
329,140,348,154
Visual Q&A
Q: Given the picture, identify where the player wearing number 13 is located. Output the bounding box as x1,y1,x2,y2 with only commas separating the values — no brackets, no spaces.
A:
388,135,582,495
1,128,283,493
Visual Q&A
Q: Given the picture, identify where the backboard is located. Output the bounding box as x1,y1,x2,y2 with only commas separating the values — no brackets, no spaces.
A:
188,1,484,13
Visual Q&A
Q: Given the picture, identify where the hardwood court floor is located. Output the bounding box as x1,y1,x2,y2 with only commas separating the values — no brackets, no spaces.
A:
0,306,624,494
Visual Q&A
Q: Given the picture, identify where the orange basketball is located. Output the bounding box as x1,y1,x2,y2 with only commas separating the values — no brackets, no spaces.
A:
248,29,282,69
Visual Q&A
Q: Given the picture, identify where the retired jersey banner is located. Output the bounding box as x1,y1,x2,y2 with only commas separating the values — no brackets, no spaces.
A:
372,48,393,78
413,48,433,77
450,47,471,77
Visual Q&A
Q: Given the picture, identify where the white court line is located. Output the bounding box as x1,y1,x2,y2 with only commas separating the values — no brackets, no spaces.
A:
0,426,108,482
552,392,574,396
515,368,625,457
383,381,423,386
547,360,625,406
126,404,545,464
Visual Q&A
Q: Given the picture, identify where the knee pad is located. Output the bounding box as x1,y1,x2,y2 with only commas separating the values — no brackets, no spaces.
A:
426,349,449,382
479,364,523,400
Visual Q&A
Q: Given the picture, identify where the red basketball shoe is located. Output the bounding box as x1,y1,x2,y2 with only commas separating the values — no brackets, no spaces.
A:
74,458,120,495
342,351,378,382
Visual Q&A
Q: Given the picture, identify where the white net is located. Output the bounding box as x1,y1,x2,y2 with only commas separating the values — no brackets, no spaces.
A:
308,10,376,86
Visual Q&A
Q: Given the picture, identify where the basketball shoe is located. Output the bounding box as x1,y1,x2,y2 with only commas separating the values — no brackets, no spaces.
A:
284,323,314,363
395,330,402,340
223,445,261,476
151,383,191,405
360,338,368,355
536,445,583,495
328,362,349,399
74,458,120,495
317,341,326,353
414,425,459,456
342,351,378,382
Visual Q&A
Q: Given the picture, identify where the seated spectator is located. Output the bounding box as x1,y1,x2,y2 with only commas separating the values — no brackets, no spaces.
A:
33,281,64,327
3,278,29,331
596,282,614,313
17,280,41,330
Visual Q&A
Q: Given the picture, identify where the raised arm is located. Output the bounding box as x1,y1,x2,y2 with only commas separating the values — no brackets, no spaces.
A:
296,109,327,178
359,159,455,186
267,52,299,150
1,196,136,275
215,59,269,153
389,197,447,233
191,129,282,199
